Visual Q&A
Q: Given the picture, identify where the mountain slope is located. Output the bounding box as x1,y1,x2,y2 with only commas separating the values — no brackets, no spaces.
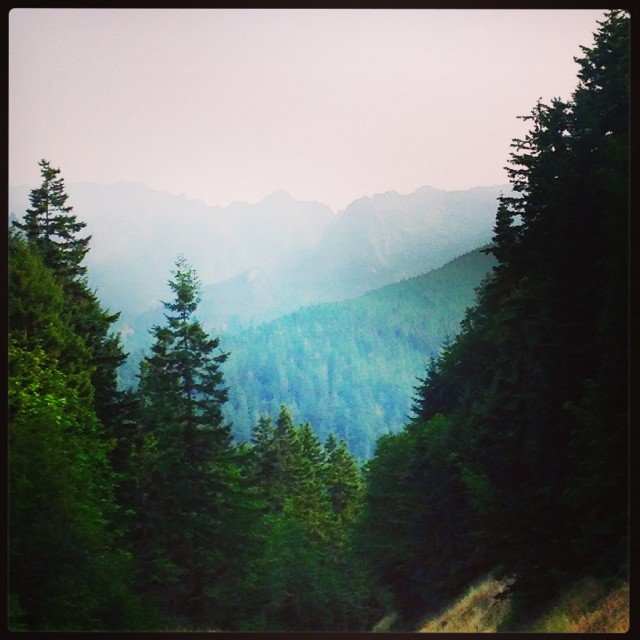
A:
221,248,496,459
199,185,505,329
10,181,505,331
415,575,628,633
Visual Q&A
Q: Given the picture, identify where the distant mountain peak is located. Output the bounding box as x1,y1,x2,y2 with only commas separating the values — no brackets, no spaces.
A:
261,190,295,203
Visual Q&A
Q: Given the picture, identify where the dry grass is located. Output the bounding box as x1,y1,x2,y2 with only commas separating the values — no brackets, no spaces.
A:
418,575,514,633
529,578,629,633
415,574,629,634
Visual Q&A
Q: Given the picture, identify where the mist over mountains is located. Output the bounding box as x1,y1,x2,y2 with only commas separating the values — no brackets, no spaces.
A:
10,181,507,338
9,182,334,319
199,185,505,331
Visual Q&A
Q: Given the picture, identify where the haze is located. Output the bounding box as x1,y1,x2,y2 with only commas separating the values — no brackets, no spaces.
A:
9,8,603,213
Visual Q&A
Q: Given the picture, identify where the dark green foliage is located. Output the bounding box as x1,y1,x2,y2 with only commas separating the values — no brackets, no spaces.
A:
9,217,380,630
132,257,262,629
9,12,627,631
484,8,629,587
139,256,230,447
12,158,91,282
359,415,489,621
8,229,94,400
359,9,629,626
117,249,495,460
10,159,128,455
9,168,154,630
560,10,629,579
324,434,364,525
245,407,381,631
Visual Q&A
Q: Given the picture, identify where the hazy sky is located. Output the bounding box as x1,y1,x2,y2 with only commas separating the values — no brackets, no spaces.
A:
9,8,605,213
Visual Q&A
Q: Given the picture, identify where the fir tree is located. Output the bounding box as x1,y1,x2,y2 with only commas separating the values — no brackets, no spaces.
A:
8,233,145,630
11,159,127,445
360,9,629,625
324,435,363,524
133,256,249,627
13,159,90,282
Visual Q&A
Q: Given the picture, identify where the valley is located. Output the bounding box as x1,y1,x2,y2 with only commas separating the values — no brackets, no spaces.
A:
11,181,502,458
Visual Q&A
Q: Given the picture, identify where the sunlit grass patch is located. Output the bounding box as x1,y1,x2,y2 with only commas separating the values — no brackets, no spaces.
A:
418,574,514,633
417,574,628,633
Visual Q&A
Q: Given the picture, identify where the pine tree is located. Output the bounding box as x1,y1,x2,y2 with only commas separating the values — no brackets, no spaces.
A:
13,161,132,567
561,9,629,578
11,159,128,446
133,256,246,627
247,409,377,631
8,229,93,400
140,255,230,451
13,159,90,282
324,434,363,526
249,414,276,494
360,10,629,624
8,233,145,630
268,405,303,512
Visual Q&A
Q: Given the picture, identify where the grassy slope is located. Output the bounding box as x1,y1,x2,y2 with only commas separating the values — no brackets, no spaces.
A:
412,574,629,633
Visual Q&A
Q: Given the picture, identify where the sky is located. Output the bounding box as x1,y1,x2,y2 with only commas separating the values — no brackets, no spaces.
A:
9,8,605,213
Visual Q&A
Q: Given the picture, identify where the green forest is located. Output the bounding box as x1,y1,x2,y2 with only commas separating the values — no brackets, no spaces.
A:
8,11,628,632
118,247,496,460
221,248,495,459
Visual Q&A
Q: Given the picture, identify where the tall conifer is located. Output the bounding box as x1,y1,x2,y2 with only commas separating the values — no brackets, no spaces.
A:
134,256,245,626
13,159,90,282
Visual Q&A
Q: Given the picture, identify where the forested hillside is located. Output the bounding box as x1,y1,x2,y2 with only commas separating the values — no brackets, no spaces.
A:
197,184,503,329
9,202,382,630
8,10,628,633
222,248,495,459
358,9,629,629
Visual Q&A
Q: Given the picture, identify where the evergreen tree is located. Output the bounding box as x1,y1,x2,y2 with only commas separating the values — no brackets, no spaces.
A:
299,421,325,469
10,161,136,602
249,414,276,492
8,229,93,399
139,255,230,450
560,8,629,578
270,405,304,512
8,233,145,630
324,435,363,526
133,256,252,628
484,9,629,588
247,409,378,631
12,158,90,282
11,159,128,448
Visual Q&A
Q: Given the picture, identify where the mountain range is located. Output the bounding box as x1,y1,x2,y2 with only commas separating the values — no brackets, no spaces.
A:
10,181,506,335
